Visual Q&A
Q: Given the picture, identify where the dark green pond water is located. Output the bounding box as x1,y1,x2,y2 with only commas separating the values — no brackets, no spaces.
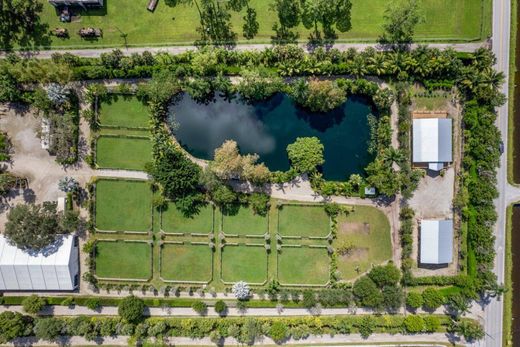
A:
170,93,374,181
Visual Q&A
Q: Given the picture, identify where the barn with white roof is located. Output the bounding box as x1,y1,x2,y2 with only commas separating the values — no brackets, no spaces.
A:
0,235,79,291
412,118,453,171
419,219,454,265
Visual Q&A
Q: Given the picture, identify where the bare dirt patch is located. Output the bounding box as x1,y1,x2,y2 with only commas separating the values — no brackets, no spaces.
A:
339,221,370,235
340,247,369,262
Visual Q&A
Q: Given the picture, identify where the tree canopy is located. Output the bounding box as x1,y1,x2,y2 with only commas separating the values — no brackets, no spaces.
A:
118,296,145,324
286,137,325,174
380,0,423,44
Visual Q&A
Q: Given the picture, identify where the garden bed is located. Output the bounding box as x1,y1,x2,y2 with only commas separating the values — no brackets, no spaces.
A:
221,245,268,284
95,179,152,232
160,243,213,283
95,240,152,280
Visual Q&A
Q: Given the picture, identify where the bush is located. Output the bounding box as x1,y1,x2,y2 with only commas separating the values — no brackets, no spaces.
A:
22,295,46,314
406,292,424,310
353,276,383,309
118,296,145,323
403,315,425,333
357,316,375,339
85,298,101,311
302,290,317,309
192,301,208,315
368,263,401,287
34,318,64,341
214,300,227,316
422,288,444,311
269,321,289,343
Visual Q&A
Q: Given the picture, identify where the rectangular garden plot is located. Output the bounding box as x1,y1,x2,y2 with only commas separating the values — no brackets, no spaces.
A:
99,96,150,128
333,206,392,281
161,203,214,234
221,245,268,284
96,135,152,171
95,179,152,232
160,243,213,283
277,247,330,286
221,205,268,236
95,240,152,280
277,205,330,238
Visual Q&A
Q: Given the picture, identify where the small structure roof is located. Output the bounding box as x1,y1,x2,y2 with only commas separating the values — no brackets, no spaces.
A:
420,219,453,265
413,118,453,165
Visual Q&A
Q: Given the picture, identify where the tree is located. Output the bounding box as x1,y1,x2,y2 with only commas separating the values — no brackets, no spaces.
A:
406,292,424,310
302,290,317,309
239,318,262,345
450,320,485,342
382,285,403,311
118,296,145,323
368,263,401,287
403,315,425,333
290,79,346,112
352,276,383,308
0,66,20,102
58,177,80,193
34,318,64,341
22,295,46,314
249,193,270,216
232,281,251,299
358,316,375,339
214,300,227,316
0,0,45,50
0,311,33,343
243,7,259,39
4,202,75,251
421,288,444,311
286,137,324,174
192,301,208,315
268,321,288,343
301,0,352,41
380,0,423,44
270,0,301,43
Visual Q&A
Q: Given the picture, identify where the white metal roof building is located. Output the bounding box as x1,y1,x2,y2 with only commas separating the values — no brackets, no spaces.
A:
0,235,79,291
412,118,453,171
419,219,454,265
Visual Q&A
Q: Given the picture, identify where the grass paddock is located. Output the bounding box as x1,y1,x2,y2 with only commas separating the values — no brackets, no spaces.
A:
96,135,152,170
161,203,214,234
160,243,213,282
278,247,330,286
95,240,152,279
95,179,152,232
99,96,150,128
221,245,268,284
278,205,330,238
221,205,268,235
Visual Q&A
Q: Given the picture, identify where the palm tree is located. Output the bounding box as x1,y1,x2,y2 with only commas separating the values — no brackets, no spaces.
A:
350,54,368,78
368,54,387,76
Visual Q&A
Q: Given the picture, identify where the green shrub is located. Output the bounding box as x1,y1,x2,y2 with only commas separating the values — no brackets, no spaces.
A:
302,290,317,309
60,297,74,306
85,298,101,310
214,300,227,316
34,318,64,341
22,295,46,314
191,301,207,315
368,263,401,287
269,321,289,343
357,316,375,338
406,292,424,310
118,295,145,323
422,288,444,311
403,315,425,333
0,311,33,343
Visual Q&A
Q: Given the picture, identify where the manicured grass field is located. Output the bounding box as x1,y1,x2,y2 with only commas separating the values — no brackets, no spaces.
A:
160,244,213,282
221,245,268,284
99,97,150,128
96,135,152,170
278,205,330,237
333,206,392,280
95,241,152,279
277,247,330,285
161,203,214,234
95,179,152,231
35,0,488,49
221,205,268,235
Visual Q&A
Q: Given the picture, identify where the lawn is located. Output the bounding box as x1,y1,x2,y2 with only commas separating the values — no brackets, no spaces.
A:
277,247,330,286
160,243,213,282
99,96,150,128
96,135,152,170
278,205,330,238
221,245,268,284
221,205,268,236
161,203,214,234
95,240,152,279
95,179,152,232
333,206,392,280
35,0,488,49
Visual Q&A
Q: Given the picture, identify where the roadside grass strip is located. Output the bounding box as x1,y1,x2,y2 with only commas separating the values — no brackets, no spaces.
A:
160,243,213,283
95,240,152,280
161,203,214,234
96,135,152,170
277,246,330,286
277,204,330,238
99,96,150,128
333,206,392,281
95,179,152,232
221,204,268,236
221,245,268,284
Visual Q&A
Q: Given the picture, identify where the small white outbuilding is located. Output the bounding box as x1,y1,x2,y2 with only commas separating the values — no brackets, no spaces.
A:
0,235,79,291
419,219,453,265
412,118,453,171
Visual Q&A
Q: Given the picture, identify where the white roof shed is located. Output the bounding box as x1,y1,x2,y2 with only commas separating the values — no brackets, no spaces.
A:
413,118,453,169
420,219,453,265
0,235,79,291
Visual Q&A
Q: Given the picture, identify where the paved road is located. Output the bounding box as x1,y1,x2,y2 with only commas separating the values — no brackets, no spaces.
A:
477,0,513,346
0,42,488,59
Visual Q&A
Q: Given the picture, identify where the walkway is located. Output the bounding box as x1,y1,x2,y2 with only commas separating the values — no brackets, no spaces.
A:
0,42,488,59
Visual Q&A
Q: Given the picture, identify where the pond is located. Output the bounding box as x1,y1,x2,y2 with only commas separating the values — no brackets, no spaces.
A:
170,93,375,181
